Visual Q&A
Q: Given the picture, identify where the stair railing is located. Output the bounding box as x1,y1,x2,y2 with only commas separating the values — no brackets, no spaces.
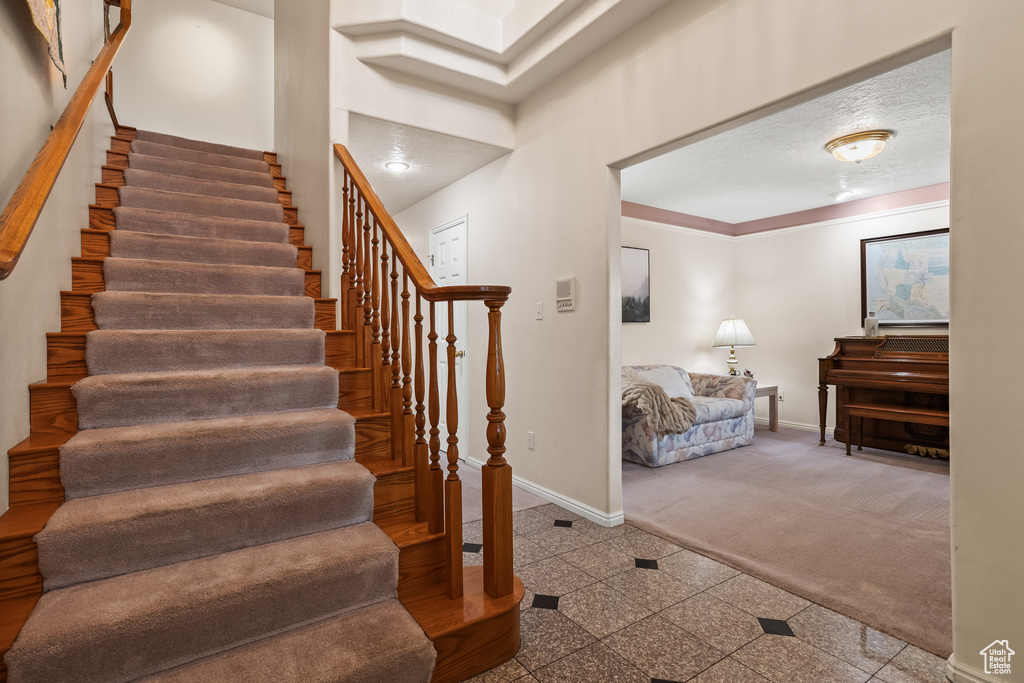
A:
334,144,514,600
0,0,132,280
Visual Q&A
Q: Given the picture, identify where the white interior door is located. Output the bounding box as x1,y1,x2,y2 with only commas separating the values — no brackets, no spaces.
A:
429,217,469,456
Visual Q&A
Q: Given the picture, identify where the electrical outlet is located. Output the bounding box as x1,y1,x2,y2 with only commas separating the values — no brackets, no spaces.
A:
527,431,535,450
535,302,543,320
778,389,785,401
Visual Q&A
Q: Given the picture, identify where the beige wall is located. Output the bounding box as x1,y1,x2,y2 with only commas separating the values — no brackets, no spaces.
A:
274,0,338,297
391,0,1023,676
0,1,111,514
620,217,735,374
114,0,274,151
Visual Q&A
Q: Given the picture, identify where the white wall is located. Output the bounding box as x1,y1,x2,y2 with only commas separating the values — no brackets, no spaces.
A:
1,1,111,513
388,1,1024,674
620,217,735,373
275,0,337,297
115,0,274,151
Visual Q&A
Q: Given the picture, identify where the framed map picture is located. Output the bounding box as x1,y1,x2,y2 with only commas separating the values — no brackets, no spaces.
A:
622,246,650,323
861,229,950,326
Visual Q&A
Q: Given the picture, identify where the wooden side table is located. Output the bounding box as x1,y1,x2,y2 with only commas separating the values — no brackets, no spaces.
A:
754,385,778,432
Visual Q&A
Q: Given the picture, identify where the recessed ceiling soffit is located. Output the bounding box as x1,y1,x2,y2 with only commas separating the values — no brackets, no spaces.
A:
332,0,672,103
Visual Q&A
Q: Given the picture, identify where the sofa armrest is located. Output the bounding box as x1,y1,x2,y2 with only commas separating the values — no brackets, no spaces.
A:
689,373,757,410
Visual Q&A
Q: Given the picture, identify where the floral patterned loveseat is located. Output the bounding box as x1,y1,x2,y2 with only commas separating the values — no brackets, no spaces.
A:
622,365,756,467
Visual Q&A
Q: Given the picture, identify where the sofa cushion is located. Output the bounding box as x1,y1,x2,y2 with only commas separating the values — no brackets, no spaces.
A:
629,366,695,400
692,396,746,423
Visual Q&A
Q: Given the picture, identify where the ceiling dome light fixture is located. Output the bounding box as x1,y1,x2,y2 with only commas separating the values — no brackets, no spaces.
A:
385,161,410,172
825,130,895,163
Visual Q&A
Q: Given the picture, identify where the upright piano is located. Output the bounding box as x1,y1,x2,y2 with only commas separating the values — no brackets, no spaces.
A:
818,335,949,454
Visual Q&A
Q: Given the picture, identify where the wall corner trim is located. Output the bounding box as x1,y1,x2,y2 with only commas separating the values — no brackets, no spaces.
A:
463,457,626,527
947,654,1003,683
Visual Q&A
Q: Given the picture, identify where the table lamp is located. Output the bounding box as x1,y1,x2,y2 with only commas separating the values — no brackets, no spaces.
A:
713,316,756,375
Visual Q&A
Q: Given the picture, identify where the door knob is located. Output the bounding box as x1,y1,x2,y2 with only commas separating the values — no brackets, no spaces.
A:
455,350,466,358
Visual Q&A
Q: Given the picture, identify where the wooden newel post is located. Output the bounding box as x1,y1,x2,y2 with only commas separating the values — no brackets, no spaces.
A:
482,298,513,598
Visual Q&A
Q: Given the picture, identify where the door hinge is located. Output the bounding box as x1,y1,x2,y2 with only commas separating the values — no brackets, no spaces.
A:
429,254,434,266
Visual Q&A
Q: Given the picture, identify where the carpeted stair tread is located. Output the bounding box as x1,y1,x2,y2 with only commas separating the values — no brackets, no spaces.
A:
5,523,398,683
86,329,325,375
38,460,376,589
102,257,304,296
118,186,284,223
141,599,435,683
131,139,270,173
108,230,298,268
112,206,290,243
127,153,275,187
60,409,355,499
92,291,314,330
73,365,339,429
135,129,267,161
124,168,280,203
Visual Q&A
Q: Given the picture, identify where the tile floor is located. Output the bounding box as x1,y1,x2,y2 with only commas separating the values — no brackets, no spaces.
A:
463,503,949,683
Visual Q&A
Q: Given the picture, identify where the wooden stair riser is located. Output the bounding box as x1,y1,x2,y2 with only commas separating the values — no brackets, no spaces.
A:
100,169,293,206
397,537,447,599
325,331,357,370
355,414,390,461
59,291,337,333
47,333,86,382
7,446,62,507
428,601,521,683
370,468,415,524
29,383,76,435
338,369,374,412
0,538,42,601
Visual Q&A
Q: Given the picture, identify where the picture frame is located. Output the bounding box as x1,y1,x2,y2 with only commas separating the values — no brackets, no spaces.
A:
621,246,650,323
860,228,950,327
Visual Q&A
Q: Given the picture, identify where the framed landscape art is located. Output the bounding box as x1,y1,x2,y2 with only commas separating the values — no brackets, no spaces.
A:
621,246,650,323
861,228,950,326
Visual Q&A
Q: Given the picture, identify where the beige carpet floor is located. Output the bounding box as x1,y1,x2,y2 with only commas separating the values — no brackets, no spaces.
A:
621,425,952,658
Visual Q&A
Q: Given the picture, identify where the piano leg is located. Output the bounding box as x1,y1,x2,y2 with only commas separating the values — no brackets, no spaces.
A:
844,411,852,455
857,416,864,451
818,383,828,445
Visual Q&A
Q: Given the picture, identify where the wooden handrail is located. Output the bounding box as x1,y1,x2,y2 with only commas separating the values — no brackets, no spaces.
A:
0,0,132,280
333,144,510,303
335,143,514,600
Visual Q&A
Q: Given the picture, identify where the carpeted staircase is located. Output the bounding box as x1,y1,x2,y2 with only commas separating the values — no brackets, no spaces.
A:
4,130,436,682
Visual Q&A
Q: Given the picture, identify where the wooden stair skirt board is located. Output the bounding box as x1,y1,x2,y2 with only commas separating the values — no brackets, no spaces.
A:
0,129,521,682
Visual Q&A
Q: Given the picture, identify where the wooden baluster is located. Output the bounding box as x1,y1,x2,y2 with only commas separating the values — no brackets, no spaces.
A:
379,237,392,415
444,301,463,599
414,293,429,522
427,302,443,534
401,271,414,469
389,257,402,460
360,197,372,367
340,174,350,328
351,183,363,359
482,298,513,598
369,215,382,401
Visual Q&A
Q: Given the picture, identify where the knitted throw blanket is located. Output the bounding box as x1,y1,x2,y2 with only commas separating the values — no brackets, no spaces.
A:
622,376,697,434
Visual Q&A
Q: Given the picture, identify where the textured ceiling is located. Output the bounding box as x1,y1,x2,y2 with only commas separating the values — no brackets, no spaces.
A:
347,114,511,214
621,51,951,224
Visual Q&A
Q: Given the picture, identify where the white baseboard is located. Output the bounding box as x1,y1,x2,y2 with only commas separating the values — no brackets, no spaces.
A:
463,457,625,528
947,655,1004,682
754,417,828,434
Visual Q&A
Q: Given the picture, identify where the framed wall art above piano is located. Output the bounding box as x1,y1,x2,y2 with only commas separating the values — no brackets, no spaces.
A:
861,228,950,327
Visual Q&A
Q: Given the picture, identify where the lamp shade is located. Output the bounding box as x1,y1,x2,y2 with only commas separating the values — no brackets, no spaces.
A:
713,316,756,348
